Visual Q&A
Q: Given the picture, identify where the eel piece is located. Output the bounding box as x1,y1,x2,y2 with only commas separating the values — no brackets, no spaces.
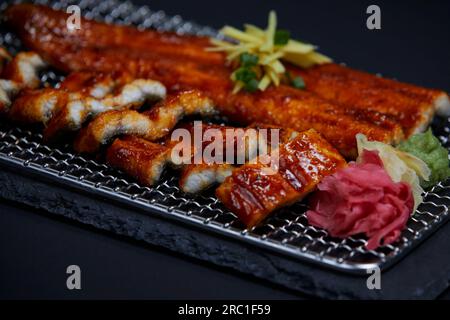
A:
216,129,347,227
43,78,166,141
106,122,274,193
74,90,217,153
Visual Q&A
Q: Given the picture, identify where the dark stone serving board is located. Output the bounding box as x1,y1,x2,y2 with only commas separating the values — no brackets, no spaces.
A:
1,165,450,299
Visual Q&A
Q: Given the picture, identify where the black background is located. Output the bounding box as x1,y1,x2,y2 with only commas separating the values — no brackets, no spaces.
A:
1,0,450,299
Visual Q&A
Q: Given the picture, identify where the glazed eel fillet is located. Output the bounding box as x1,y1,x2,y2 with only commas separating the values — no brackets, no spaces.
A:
74,90,218,153
1,50,47,113
216,129,347,227
106,123,267,193
6,4,450,149
8,70,167,142
11,4,450,157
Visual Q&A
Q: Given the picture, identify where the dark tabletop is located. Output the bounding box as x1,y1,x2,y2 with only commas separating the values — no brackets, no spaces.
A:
1,0,449,299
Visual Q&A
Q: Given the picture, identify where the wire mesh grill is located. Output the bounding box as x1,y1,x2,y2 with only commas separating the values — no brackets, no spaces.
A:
0,0,449,274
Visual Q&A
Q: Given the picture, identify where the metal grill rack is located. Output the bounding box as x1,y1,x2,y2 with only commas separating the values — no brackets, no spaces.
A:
0,0,449,274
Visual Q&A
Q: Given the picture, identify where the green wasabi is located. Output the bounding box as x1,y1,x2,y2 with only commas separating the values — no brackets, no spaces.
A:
398,129,450,188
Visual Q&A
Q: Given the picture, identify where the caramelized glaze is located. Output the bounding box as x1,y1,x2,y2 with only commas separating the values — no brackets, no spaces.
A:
216,129,346,227
106,136,169,185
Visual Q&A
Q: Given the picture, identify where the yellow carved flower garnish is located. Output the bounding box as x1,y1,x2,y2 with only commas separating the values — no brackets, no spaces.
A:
207,11,332,93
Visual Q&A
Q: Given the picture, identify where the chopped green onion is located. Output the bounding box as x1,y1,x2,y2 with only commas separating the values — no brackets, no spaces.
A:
244,78,259,92
285,72,306,89
234,67,257,83
240,52,259,67
274,29,290,46
292,76,305,89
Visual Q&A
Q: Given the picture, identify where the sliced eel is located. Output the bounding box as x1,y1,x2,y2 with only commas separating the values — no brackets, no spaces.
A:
106,123,272,193
8,71,146,124
216,129,347,227
0,48,46,114
74,90,217,153
43,78,166,141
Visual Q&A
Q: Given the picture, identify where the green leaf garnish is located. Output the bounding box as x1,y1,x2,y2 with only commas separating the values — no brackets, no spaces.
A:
292,76,305,89
274,29,290,46
244,78,259,92
285,71,306,89
240,52,259,67
235,67,257,83
210,11,332,93
233,61,260,92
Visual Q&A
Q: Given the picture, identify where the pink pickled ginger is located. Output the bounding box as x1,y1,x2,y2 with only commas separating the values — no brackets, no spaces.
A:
306,150,414,250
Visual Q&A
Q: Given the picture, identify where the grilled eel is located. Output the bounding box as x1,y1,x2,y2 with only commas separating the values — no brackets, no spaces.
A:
5,4,450,138
182,124,304,194
3,4,422,159
107,123,266,193
177,124,302,194
216,129,347,227
287,63,450,135
59,71,133,99
43,78,166,141
107,136,234,193
175,123,296,193
74,90,217,153
0,48,47,114
13,42,403,158
107,136,172,187
9,70,166,142
9,71,133,124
